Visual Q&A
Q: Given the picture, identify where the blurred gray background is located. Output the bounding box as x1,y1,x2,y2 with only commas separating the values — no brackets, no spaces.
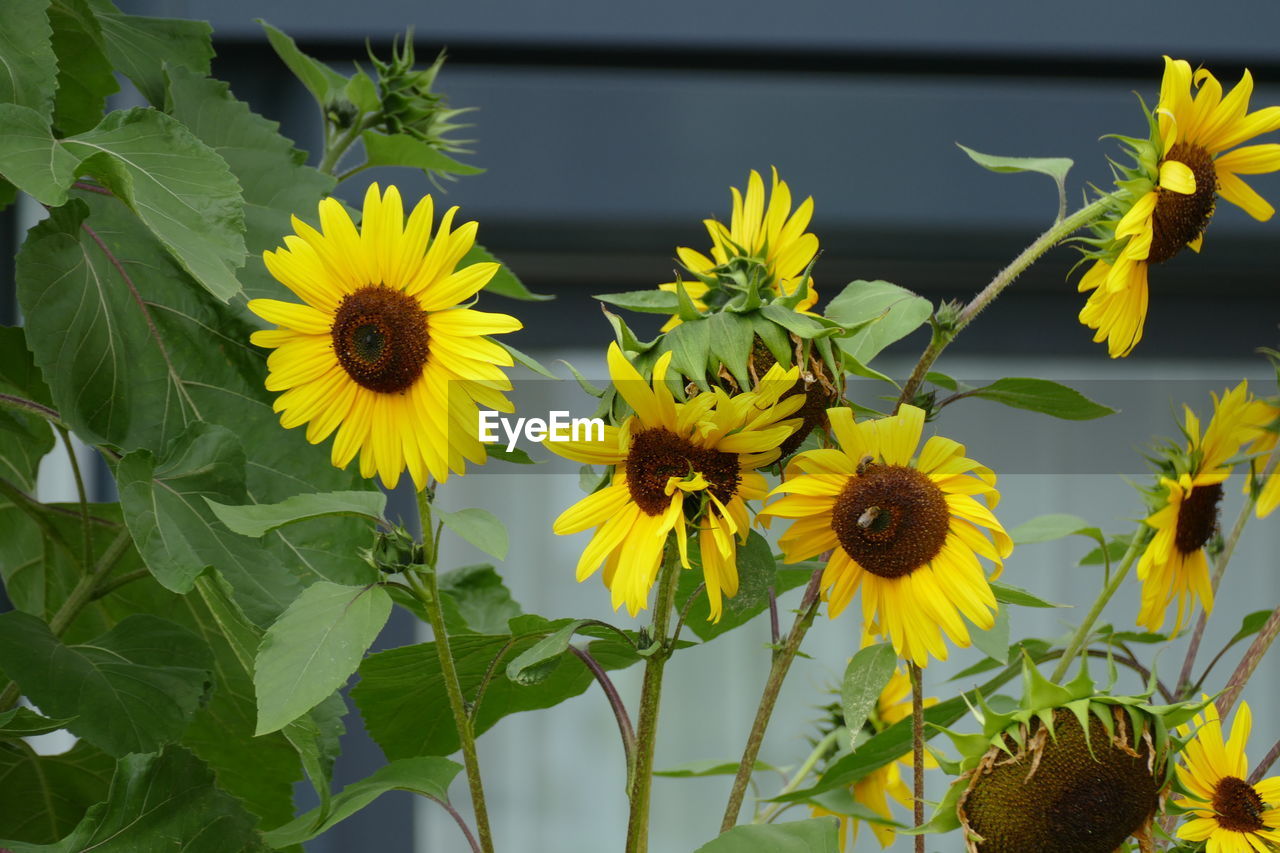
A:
4,0,1280,850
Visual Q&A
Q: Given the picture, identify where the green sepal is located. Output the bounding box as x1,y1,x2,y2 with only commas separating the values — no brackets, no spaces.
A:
674,277,706,322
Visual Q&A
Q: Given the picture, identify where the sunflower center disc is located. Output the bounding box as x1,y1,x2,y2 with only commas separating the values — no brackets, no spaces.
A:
1149,142,1218,264
830,463,949,579
1174,482,1223,555
330,285,430,394
624,427,741,517
1212,776,1267,833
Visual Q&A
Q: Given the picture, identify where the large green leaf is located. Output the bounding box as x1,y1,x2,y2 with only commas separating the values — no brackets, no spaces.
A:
258,19,348,109
47,0,117,135
0,326,56,492
673,536,814,642
0,707,76,738
262,757,462,848
962,377,1115,420
693,818,840,852
840,643,895,738
0,611,212,757
436,507,508,561
162,65,336,304
0,0,57,116
62,109,246,301
824,280,932,363
360,130,482,178
0,741,114,845
0,747,267,852
93,5,212,107
207,490,387,539
0,104,83,203
254,581,391,735
438,564,523,635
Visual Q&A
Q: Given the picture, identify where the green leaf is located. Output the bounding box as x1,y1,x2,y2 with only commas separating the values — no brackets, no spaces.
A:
262,757,461,848
707,311,754,389
258,19,349,108
990,581,1066,609
0,707,76,739
95,8,212,106
0,746,267,853
0,611,212,757
0,326,56,492
0,740,114,844
840,643,896,737
692,818,840,852
666,314,713,383
655,759,780,778
1080,537,1133,567
957,143,1073,219
117,422,305,625
438,564,523,635
435,506,508,561
824,280,932,363
595,290,680,314
47,0,118,135
345,69,379,113
971,605,1011,664
484,443,537,465
1230,610,1273,646
360,130,481,177
207,490,387,538
505,620,588,685
254,581,391,735
462,243,552,301
964,377,1115,421
0,0,57,116
497,340,557,379
63,108,247,301
1010,513,1098,545
673,532,805,642
0,104,82,203
759,303,835,339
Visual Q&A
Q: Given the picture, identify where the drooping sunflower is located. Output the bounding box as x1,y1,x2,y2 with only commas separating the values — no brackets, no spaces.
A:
248,183,521,490
659,168,819,331
548,343,803,618
1136,382,1270,633
1175,701,1280,852
761,405,1012,667
1079,56,1280,357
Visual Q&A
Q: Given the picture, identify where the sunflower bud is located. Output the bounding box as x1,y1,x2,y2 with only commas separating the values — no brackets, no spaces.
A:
363,524,422,573
369,32,471,154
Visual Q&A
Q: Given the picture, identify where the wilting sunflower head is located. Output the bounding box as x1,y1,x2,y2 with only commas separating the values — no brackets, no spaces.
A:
248,183,521,490
1077,56,1280,358
1173,700,1280,851
658,167,819,331
746,336,842,458
1135,382,1271,633
546,344,803,618
930,658,1205,853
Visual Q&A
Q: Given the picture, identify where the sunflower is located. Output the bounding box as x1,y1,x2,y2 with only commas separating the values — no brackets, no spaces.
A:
548,343,803,618
1079,56,1280,357
1242,399,1280,518
1136,382,1269,633
659,168,819,331
761,405,1012,667
1175,701,1280,853
812,666,936,849
248,183,521,490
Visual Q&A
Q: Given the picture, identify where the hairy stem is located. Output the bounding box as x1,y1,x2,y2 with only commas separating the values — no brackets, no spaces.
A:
1249,738,1280,785
625,550,682,853
911,663,925,853
0,393,62,424
720,568,823,832
897,196,1112,409
1215,604,1280,721
1049,529,1147,683
57,426,92,572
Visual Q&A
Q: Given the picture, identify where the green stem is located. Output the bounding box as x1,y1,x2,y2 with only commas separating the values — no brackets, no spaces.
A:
896,196,1113,409
720,568,823,833
0,476,76,560
1215,604,1280,720
318,114,375,177
1049,528,1148,683
624,550,682,853
0,393,62,425
413,490,493,853
57,426,93,572
910,663,925,853
757,728,840,824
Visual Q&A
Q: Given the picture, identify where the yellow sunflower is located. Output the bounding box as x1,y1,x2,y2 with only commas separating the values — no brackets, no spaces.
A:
1242,400,1280,518
761,405,1012,667
1079,56,1280,357
1136,382,1269,632
812,665,936,849
659,167,819,331
1175,701,1280,853
248,183,521,490
548,343,803,619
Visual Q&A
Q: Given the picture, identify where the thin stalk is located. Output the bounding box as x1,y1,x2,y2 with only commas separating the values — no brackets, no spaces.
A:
0,393,62,424
720,568,823,833
569,645,636,770
1249,738,1280,785
896,196,1113,409
1176,447,1278,697
89,567,151,601
624,550,682,853
1049,528,1147,683
318,114,375,176
427,796,482,853
1215,604,1280,721
413,490,493,853
910,663,925,853
57,426,93,571
756,727,841,824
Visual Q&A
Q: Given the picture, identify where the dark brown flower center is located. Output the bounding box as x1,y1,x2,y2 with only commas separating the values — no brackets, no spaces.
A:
830,463,949,578
1149,142,1218,264
624,427,741,516
1174,482,1222,555
1212,776,1268,833
330,285,430,393
749,338,839,459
